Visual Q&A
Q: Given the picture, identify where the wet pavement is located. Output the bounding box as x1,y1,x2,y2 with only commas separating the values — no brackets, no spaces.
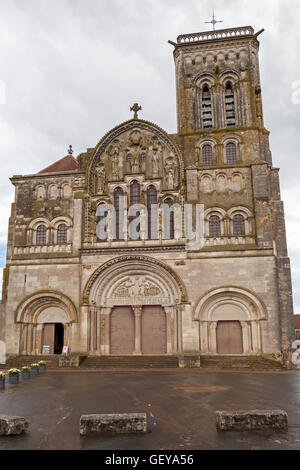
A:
0,369,300,450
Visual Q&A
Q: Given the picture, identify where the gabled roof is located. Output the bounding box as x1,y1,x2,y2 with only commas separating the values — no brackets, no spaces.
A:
39,155,78,174
295,315,300,329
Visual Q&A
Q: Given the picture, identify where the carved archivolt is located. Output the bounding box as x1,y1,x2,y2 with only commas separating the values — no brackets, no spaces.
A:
83,255,187,305
87,119,184,195
15,291,78,324
194,287,267,322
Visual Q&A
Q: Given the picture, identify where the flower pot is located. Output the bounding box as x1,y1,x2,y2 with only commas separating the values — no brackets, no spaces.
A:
22,370,31,380
31,367,39,375
0,378,5,390
39,364,46,372
8,375,19,385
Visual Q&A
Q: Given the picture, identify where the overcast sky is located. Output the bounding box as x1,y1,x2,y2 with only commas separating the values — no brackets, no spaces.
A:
0,0,299,311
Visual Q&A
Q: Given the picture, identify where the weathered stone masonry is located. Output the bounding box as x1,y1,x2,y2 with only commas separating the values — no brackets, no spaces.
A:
0,25,295,359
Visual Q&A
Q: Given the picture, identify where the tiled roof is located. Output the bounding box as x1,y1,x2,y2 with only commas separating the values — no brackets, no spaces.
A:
39,155,78,174
295,315,300,329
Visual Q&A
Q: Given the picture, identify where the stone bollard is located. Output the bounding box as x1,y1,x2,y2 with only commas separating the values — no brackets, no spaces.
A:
216,410,288,431
80,413,147,436
0,416,29,436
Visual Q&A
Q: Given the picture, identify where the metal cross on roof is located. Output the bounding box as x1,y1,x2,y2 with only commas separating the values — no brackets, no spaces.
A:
68,145,73,155
204,10,223,30
130,103,142,119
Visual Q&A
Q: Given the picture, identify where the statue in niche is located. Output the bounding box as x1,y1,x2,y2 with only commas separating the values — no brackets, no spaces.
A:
108,140,122,180
126,130,144,174
165,156,176,189
96,164,106,194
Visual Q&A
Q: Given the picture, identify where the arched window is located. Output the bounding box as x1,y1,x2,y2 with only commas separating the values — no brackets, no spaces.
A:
36,225,47,245
129,181,141,239
209,216,221,237
225,82,236,127
57,224,68,245
226,142,237,164
114,187,124,240
202,86,213,129
164,198,175,240
233,214,245,236
147,185,158,239
202,144,213,165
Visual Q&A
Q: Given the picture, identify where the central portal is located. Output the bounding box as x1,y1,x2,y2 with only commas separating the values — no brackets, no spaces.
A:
109,305,167,355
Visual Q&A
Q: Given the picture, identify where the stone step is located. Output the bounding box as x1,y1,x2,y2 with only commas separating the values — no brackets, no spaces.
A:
80,356,179,369
4,355,60,369
200,355,284,370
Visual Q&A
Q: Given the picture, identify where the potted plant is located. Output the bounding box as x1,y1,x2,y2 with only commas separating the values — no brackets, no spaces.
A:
0,372,5,390
38,361,46,372
31,363,40,375
8,368,20,385
22,366,31,379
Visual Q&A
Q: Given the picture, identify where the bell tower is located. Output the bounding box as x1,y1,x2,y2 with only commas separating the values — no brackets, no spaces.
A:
169,26,271,164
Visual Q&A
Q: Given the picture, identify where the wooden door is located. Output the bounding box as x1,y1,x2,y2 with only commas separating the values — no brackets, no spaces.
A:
217,321,243,355
142,306,167,355
42,323,55,355
110,307,135,355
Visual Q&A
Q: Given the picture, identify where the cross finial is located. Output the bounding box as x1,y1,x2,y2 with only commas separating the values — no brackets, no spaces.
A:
68,145,73,155
130,103,142,119
204,10,223,30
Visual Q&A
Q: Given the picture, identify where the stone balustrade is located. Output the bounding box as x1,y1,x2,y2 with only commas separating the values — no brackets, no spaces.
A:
177,26,254,44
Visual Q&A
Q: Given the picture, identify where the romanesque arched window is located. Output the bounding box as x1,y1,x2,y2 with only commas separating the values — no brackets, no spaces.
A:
36,225,47,245
225,82,236,127
129,181,141,239
114,187,124,240
202,144,213,165
226,142,237,164
164,198,175,240
233,214,245,236
130,181,140,206
147,185,158,239
57,224,68,245
202,86,213,129
209,216,221,237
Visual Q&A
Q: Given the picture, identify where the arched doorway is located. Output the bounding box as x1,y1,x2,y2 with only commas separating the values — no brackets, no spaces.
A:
142,306,167,354
43,323,64,355
195,287,267,355
15,292,77,355
216,321,243,354
110,307,135,355
85,255,187,355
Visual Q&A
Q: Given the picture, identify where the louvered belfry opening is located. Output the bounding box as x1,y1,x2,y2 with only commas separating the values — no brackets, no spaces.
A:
225,82,236,126
202,85,213,128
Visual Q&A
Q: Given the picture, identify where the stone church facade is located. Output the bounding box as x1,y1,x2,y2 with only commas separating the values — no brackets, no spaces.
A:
0,26,295,359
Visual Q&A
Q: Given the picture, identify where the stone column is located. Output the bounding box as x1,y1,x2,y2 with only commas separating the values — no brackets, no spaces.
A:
31,324,37,355
209,322,218,354
36,324,43,355
241,322,251,354
27,324,33,355
251,321,261,353
177,305,183,352
165,307,175,353
200,321,209,353
133,307,142,355
21,324,28,355
100,308,111,355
